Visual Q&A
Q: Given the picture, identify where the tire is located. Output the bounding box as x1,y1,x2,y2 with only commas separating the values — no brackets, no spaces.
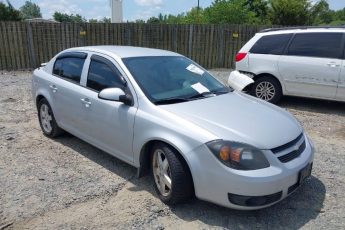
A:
251,76,282,104
37,98,64,138
151,143,194,205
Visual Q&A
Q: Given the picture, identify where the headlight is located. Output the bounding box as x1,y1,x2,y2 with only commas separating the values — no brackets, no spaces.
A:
206,140,270,170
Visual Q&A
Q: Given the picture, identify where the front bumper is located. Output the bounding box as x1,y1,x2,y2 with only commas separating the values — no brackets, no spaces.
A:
187,134,315,210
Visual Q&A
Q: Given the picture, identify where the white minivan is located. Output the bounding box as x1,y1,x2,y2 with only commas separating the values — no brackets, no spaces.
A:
235,27,345,103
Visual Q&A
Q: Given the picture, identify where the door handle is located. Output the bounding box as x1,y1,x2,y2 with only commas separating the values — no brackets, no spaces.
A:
81,98,92,108
49,84,58,93
327,62,340,68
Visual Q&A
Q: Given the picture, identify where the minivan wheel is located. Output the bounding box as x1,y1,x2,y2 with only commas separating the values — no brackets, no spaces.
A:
252,76,282,103
151,143,194,205
38,98,63,137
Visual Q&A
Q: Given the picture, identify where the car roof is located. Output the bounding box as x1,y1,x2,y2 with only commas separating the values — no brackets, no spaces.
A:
258,27,345,36
65,46,181,58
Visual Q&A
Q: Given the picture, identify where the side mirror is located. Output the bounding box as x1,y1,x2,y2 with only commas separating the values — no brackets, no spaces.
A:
227,71,254,91
98,88,133,106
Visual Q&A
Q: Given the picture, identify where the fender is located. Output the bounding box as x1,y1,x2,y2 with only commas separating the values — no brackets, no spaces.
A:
132,107,217,180
135,132,205,187
252,72,286,95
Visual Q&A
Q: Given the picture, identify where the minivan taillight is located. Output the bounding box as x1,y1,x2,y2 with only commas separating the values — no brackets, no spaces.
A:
235,53,247,62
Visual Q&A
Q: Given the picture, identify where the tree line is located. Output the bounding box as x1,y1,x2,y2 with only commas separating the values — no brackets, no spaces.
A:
146,0,345,26
0,1,110,22
0,0,344,26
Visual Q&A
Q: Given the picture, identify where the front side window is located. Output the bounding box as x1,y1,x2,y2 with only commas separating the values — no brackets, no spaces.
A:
123,56,229,104
287,33,344,59
250,34,292,55
87,56,125,92
53,57,85,83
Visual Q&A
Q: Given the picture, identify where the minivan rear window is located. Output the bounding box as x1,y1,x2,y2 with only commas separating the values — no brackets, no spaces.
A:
250,34,292,55
287,33,344,59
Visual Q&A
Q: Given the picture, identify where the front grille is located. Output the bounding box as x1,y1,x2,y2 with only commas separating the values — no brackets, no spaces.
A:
271,133,306,163
278,141,306,163
271,133,303,153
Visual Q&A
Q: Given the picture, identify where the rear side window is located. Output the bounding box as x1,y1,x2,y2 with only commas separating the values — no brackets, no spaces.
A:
287,33,344,59
53,55,86,83
87,55,124,92
250,34,292,55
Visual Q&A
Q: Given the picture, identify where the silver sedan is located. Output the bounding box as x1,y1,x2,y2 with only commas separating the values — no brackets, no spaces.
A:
32,46,314,210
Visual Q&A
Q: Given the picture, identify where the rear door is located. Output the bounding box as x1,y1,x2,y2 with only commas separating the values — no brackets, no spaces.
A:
51,52,89,137
278,32,344,99
78,54,137,164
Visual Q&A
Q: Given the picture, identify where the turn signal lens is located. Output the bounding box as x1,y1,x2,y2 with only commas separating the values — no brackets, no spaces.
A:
219,146,231,161
220,146,241,162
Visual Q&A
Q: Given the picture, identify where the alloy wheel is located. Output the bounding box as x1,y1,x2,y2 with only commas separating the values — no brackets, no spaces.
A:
152,149,172,197
40,104,53,133
255,81,276,101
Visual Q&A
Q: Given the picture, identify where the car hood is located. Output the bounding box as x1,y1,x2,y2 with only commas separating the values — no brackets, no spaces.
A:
160,92,302,150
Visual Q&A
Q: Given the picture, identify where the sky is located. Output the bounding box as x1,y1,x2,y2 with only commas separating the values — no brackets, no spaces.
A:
3,0,345,21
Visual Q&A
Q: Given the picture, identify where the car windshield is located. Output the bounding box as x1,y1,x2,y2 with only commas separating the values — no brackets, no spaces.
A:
122,56,230,104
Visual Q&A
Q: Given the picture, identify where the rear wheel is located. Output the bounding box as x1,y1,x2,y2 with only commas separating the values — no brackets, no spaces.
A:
251,76,282,103
151,143,194,205
37,98,64,137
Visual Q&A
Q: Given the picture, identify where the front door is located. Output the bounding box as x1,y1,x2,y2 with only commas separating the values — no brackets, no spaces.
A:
79,54,137,164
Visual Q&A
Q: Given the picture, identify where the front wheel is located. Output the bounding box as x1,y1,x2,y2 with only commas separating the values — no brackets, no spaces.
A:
151,143,194,205
251,76,282,104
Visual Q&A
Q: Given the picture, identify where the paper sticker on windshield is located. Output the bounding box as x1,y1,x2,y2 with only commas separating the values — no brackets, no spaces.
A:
186,64,204,76
191,83,210,94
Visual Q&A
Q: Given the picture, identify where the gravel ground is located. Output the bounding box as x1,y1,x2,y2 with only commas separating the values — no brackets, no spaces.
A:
0,70,344,230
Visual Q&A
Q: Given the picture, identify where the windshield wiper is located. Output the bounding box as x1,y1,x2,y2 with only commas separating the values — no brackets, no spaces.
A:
214,90,230,95
154,97,190,105
155,90,229,105
187,90,229,100
187,92,216,99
